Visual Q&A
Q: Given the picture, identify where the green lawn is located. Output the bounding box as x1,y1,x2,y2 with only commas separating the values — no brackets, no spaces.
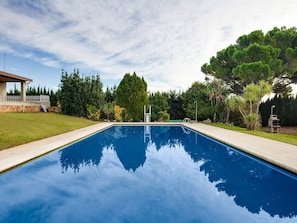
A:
0,113,296,151
0,113,96,150
208,122,297,146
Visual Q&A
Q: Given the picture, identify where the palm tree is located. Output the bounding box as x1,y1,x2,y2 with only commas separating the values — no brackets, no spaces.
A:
103,102,114,121
229,81,272,130
206,79,229,122
255,80,272,115
244,83,259,116
227,95,247,123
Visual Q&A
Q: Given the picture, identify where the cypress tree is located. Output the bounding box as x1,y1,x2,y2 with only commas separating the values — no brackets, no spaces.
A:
116,72,148,121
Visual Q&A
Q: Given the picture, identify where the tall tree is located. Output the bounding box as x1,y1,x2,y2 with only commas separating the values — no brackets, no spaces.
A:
149,91,169,121
116,72,148,121
206,79,229,122
105,85,117,103
265,27,297,94
168,90,185,120
59,69,104,117
201,45,241,93
182,82,212,121
201,27,297,95
232,44,281,84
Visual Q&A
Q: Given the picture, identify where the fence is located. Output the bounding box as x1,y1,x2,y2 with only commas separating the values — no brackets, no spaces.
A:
6,95,50,102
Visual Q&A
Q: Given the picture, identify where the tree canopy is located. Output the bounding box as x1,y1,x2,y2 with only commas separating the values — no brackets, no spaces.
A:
201,27,297,95
59,69,104,117
116,72,148,121
149,91,169,121
182,82,212,121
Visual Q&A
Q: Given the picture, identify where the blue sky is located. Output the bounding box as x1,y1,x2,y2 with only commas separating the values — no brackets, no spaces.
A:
1,0,297,92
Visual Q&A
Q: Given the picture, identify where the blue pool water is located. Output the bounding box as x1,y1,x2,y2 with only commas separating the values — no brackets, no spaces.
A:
0,125,296,223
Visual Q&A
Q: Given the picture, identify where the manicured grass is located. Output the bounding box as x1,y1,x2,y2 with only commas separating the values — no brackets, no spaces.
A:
0,113,96,150
208,122,297,146
1,113,295,150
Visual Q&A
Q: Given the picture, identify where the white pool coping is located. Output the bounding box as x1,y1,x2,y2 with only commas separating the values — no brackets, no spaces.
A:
0,122,296,174
183,123,297,175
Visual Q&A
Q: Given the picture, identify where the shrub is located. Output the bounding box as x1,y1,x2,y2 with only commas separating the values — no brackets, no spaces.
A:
245,113,261,130
86,105,100,121
114,105,124,122
158,111,170,122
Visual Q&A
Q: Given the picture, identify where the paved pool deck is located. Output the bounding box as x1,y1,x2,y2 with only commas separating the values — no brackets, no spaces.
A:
0,122,296,174
0,122,113,173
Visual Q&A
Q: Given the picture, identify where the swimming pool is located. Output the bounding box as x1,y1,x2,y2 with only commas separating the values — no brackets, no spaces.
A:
0,125,296,223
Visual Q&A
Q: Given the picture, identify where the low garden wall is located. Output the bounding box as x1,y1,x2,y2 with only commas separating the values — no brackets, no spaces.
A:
0,101,48,112
0,105,40,112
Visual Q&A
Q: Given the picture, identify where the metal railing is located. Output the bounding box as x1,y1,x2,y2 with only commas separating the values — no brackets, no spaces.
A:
5,95,50,102
182,117,192,123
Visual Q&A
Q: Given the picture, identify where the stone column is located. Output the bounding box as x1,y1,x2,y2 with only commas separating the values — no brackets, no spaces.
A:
0,82,7,101
21,81,26,102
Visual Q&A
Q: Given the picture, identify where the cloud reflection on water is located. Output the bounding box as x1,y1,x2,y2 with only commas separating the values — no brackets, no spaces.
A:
0,125,296,223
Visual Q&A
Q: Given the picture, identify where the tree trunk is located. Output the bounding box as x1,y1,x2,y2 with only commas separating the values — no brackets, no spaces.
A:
225,108,230,123
213,112,217,123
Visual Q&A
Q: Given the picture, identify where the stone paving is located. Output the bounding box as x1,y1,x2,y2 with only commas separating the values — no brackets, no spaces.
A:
0,122,296,174
183,122,297,174
0,122,113,173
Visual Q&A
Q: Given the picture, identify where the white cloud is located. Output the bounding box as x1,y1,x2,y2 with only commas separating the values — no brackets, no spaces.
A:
1,142,296,222
1,0,297,91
